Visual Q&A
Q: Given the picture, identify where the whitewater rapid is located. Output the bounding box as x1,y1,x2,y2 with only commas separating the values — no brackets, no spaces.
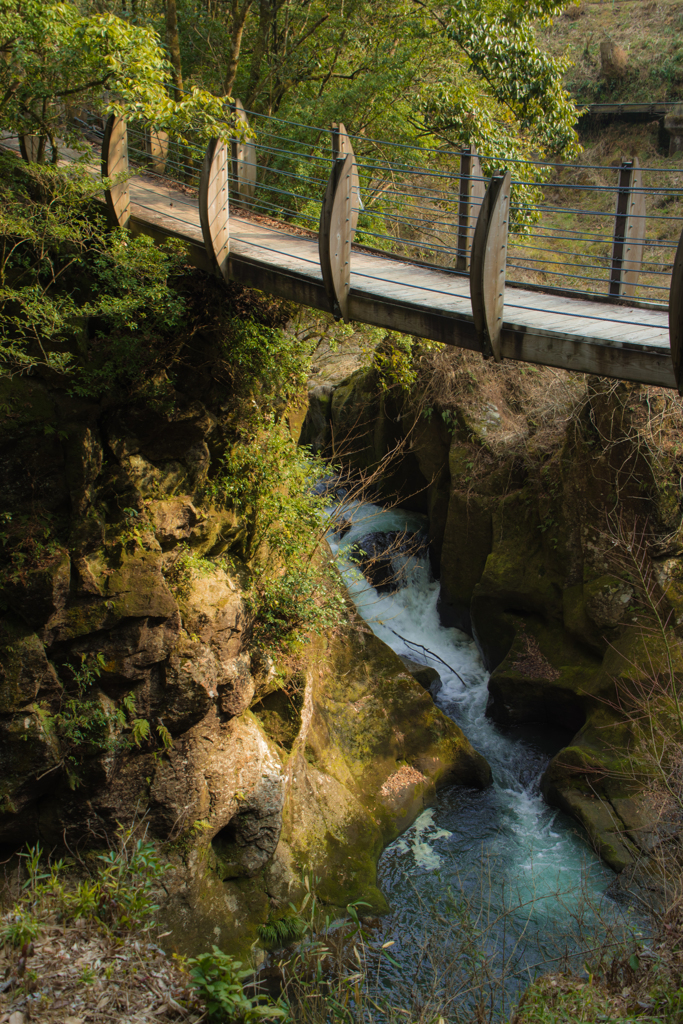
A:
327,497,637,1012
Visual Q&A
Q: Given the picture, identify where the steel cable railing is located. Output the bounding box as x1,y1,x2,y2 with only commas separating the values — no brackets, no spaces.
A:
60,104,683,315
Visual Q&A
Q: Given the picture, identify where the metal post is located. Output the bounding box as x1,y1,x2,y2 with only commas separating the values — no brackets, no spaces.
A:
101,115,130,229
456,145,486,273
469,170,511,362
669,227,683,395
610,157,646,298
199,138,230,281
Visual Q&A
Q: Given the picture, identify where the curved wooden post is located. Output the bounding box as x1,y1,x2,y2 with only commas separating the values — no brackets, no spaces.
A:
670,228,683,395
610,157,646,298
231,99,256,205
101,115,130,229
331,122,361,234
319,150,356,322
456,145,486,273
19,136,46,164
469,170,511,362
199,138,230,281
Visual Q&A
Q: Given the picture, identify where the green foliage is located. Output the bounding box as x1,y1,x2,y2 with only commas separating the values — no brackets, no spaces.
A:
162,544,218,600
0,829,168,949
0,509,64,596
373,333,443,393
257,913,306,949
0,152,188,395
0,0,242,159
46,653,170,788
187,945,285,1023
220,312,312,407
206,417,346,649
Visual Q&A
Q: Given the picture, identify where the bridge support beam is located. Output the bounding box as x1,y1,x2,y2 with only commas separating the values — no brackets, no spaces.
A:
319,123,358,321
101,115,131,229
456,146,486,273
231,99,256,205
670,228,683,395
470,170,511,361
199,138,230,281
610,158,646,298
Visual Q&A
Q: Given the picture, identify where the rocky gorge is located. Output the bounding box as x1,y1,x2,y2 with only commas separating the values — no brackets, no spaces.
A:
0,309,492,959
302,347,683,882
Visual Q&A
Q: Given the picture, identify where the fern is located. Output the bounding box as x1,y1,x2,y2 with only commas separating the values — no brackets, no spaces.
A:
131,718,150,747
156,722,173,750
257,914,305,949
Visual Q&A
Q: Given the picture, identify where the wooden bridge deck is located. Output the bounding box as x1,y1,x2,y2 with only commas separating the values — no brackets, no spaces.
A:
129,174,675,389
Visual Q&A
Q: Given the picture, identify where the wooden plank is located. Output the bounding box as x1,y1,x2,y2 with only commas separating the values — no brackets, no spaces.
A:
470,170,511,361
101,115,130,229
670,227,683,394
147,130,169,174
199,138,230,280
333,124,361,235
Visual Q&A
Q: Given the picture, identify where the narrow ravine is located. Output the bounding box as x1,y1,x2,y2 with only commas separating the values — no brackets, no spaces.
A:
328,498,637,1015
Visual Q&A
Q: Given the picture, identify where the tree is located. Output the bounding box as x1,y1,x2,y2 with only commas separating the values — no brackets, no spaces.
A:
160,0,578,162
0,0,239,160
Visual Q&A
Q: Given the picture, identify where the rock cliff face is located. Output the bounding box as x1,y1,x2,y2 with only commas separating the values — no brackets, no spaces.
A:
0,357,490,956
302,358,683,875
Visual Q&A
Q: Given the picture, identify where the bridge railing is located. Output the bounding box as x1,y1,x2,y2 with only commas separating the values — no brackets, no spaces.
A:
17,107,683,386
500,155,683,309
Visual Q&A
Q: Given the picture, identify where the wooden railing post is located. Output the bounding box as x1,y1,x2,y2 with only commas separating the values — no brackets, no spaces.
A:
19,136,46,164
670,227,683,395
469,170,511,362
147,129,169,175
101,115,131,229
610,157,646,298
199,138,230,281
331,122,361,234
318,123,358,321
456,145,486,273
231,99,256,206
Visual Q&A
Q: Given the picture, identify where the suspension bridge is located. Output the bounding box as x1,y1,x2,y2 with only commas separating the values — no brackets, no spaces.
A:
7,107,683,391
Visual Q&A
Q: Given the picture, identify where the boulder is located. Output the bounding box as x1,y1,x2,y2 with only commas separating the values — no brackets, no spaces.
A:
400,656,441,693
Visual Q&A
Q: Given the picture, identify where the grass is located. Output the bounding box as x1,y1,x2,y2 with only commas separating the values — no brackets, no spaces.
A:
505,121,683,306
540,0,683,106
0,827,203,1022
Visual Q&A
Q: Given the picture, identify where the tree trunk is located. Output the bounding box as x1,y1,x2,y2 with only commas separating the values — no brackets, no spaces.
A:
166,0,184,99
245,0,275,109
223,0,254,98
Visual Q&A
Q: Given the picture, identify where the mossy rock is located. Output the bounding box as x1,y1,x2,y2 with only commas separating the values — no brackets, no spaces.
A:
439,488,494,633
0,623,58,713
471,491,564,670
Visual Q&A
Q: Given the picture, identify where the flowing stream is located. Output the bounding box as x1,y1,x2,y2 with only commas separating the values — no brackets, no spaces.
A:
327,498,638,1016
